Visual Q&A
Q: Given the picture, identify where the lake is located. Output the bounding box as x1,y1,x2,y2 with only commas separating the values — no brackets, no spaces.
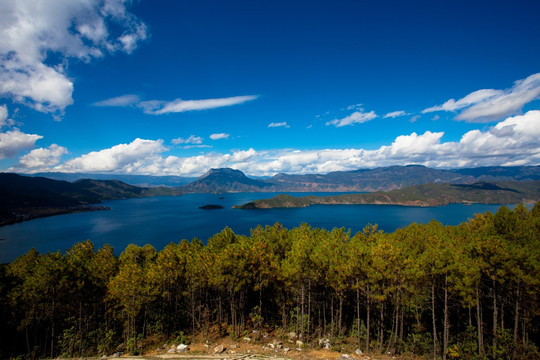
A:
0,192,511,263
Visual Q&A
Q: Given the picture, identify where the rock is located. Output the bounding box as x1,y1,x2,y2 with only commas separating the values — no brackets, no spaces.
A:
287,332,297,339
319,338,331,349
213,344,225,354
340,354,350,360
277,344,283,349
177,344,189,352
167,349,176,354
101,356,107,359
296,348,303,351
230,344,238,349
355,349,363,355
229,350,236,354
296,340,304,347
243,337,252,342
268,343,275,349
113,352,122,358
283,348,290,352
170,344,177,349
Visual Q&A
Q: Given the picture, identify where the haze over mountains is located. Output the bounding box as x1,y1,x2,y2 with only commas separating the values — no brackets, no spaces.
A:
3,165,540,225
178,165,540,193
20,165,540,193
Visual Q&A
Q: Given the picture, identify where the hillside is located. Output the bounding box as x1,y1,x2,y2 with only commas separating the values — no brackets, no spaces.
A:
0,173,180,226
180,168,272,193
234,180,540,208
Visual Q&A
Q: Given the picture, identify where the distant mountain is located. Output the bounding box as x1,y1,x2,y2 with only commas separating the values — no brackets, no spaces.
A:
31,172,196,187
451,166,540,181
177,165,540,193
0,173,180,226
267,165,475,191
180,168,271,193
234,180,540,209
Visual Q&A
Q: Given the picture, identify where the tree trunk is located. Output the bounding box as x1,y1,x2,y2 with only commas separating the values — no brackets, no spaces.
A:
432,281,438,360
366,284,371,353
513,284,520,359
443,273,449,360
357,284,361,350
477,286,484,354
493,279,498,360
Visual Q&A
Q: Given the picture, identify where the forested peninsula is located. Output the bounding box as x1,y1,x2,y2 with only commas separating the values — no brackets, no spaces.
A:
0,173,181,226
1,204,539,360
235,181,540,208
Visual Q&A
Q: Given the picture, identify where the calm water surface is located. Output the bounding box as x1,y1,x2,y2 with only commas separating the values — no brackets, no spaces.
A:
0,192,511,262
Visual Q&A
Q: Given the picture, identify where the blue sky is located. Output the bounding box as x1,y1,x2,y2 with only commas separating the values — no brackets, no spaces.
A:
1,0,540,176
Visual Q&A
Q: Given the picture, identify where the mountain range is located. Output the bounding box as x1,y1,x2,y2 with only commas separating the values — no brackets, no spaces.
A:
3,165,540,225
177,165,540,193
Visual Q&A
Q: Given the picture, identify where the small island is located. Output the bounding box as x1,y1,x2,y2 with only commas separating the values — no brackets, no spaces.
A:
199,204,224,210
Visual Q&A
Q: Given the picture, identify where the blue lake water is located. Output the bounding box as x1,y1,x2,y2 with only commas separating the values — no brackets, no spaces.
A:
0,192,511,263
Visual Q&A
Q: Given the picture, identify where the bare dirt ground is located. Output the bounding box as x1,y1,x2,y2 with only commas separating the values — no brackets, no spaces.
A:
121,337,422,360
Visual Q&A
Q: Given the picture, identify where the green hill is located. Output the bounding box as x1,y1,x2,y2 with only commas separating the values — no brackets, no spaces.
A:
234,180,540,209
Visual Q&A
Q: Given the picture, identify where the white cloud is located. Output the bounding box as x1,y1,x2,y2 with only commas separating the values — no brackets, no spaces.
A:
422,73,540,122
0,0,147,115
139,95,258,115
16,144,68,170
8,111,540,177
410,115,420,123
172,135,204,145
268,122,290,128
326,110,378,127
210,133,230,140
58,138,167,173
0,105,8,127
383,110,409,118
0,129,42,159
93,94,140,107
346,104,363,110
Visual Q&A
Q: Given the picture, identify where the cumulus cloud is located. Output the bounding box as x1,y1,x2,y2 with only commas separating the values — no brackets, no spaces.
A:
139,95,258,115
423,73,540,122
326,110,378,127
210,133,230,140
93,94,140,107
172,135,204,145
268,122,290,128
16,144,68,170
9,111,540,177
0,0,147,115
0,129,42,159
383,110,409,118
58,138,167,173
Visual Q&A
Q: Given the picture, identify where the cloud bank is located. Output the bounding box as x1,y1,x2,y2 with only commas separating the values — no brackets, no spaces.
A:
9,110,540,176
423,73,540,122
0,0,147,115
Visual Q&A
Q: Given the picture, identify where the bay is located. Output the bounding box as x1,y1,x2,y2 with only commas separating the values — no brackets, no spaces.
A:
0,192,511,263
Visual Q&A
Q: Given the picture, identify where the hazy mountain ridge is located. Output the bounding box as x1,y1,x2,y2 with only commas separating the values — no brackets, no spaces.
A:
178,165,540,193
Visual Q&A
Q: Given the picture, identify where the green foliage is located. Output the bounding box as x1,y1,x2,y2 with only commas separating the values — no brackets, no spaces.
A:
1,203,540,359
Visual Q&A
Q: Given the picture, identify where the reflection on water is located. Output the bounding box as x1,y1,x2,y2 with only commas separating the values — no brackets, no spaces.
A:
0,192,514,263
91,218,122,234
